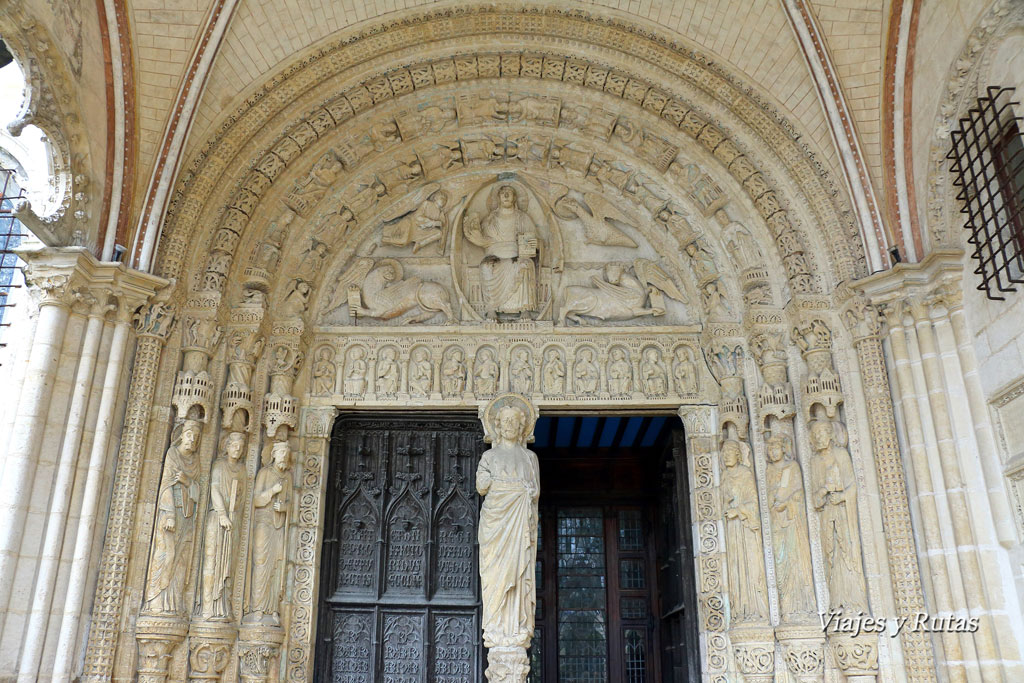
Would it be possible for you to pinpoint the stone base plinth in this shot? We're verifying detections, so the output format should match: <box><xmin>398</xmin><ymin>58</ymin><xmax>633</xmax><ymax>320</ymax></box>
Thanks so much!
<box><xmin>486</xmin><ymin>645</ymin><xmax>530</xmax><ymax>682</ymax></box>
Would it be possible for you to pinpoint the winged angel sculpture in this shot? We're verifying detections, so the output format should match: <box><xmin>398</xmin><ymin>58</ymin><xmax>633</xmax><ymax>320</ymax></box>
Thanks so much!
<box><xmin>561</xmin><ymin>259</ymin><xmax>687</xmax><ymax>325</ymax></box>
<box><xmin>321</xmin><ymin>257</ymin><xmax>455</xmax><ymax>324</ymax></box>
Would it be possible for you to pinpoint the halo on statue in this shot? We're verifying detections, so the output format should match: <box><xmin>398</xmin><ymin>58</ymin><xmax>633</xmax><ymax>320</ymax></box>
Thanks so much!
<box><xmin>486</xmin><ymin>182</ymin><xmax>530</xmax><ymax>212</ymax></box>
<box><xmin>481</xmin><ymin>392</ymin><xmax>538</xmax><ymax>444</ymax></box>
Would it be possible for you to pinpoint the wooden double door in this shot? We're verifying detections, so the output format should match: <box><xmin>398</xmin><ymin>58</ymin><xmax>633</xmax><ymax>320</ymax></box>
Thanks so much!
<box><xmin>315</xmin><ymin>413</ymin><xmax>699</xmax><ymax>683</ymax></box>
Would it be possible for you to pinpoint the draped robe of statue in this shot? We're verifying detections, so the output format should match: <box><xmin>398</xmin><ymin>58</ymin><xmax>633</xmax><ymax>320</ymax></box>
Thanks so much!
<box><xmin>145</xmin><ymin>422</ymin><xmax>202</xmax><ymax>614</ymax></box>
<box><xmin>248</xmin><ymin>443</ymin><xmax>293</xmax><ymax>623</ymax></box>
<box><xmin>476</xmin><ymin>406</ymin><xmax>540</xmax><ymax>650</ymax></box>
<box><xmin>810</xmin><ymin>421</ymin><xmax>868</xmax><ymax>611</ymax></box>
<box><xmin>766</xmin><ymin>437</ymin><xmax>817</xmax><ymax>621</ymax></box>
<box><xmin>466</xmin><ymin>186</ymin><xmax>539</xmax><ymax>317</ymax></box>
<box><xmin>720</xmin><ymin>440</ymin><xmax>769</xmax><ymax>624</ymax></box>
<box><xmin>200</xmin><ymin>436</ymin><xmax>247</xmax><ymax>620</ymax></box>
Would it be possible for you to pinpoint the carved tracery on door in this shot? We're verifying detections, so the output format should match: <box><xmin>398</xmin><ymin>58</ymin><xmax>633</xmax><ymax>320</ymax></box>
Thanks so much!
<box><xmin>315</xmin><ymin>413</ymin><xmax>485</xmax><ymax>682</ymax></box>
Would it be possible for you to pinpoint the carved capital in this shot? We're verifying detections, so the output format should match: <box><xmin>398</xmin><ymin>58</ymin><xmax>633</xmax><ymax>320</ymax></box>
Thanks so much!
<box><xmin>790</xmin><ymin>316</ymin><xmax>833</xmax><ymax>356</ymax></box>
<box><xmin>842</xmin><ymin>293</ymin><xmax>882</xmax><ymax>344</ymax></box>
<box><xmin>778</xmin><ymin>630</ymin><xmax>827</xmax><ymax>683</ymax></box>
<box><xmin>24</xmin><ymin>270</ymin><xmax>76</xmax><ymax>308</ymax></box>
<box><xmin>135</xmin><ymin>616</ymin><xmax>187</xmax><ymax>683</ymax></box>
<box><xmin>134</xmin><ymin>301</ymin><xmax>176</xmax><ymax>340</ymax></box>
<box><xmin>733</xmin><ymin>643</ymin><xmax>775</xmax><ymax>682</ymax></box>
<box><xmin>831</xmin><ymin>634</ymin><xmax>879</xmax><ymax>676</ymax></box>
<box><xmin>237</xmin><ymin>625</ymin><xmax>284</xmax><ymax>683</ymax></box>
<box><xmin>188</xmin><ymin>639</ymin><xmax>232</xmax><ymax>683</ymax></box>
<box><xmin>678</xmin><ymin>404</ymin><xmax>717</xmax><ymax>436</ymax></box>
<box><xmin>181</xmin><ymin>315</ymin><xmax>224</xmax><ymax>356</ymax></box>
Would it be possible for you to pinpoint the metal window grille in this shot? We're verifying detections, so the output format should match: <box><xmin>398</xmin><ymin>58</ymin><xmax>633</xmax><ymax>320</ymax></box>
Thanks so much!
<box><xmin>0</xmin><ymin>167</ymin><xmax>26</xmax><ymax>359</ymax></box>
<box><xmin>948</xmin><ymin>86</ymin><xmax>1024</xmax><ymax>300</ymax></box>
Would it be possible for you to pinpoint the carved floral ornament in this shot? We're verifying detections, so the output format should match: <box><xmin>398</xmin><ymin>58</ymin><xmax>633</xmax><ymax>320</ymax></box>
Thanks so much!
<box><xmin>0</xmin><ymin>4</ymin><xmax>92</xmax><ymax>246</ymax></box>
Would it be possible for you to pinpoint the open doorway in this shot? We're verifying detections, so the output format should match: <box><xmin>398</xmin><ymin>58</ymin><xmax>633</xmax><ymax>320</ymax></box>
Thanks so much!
<box><xmin>528</xmin><ymin>414</ymin><xmax>700</xmax><ymax>683</ymax></box>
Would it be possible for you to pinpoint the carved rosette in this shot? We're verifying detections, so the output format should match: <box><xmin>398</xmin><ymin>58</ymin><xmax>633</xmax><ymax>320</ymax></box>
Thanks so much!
<box><xmin>678</xmin><ymin>405</ymin><xmax>728</xmax><ymax>676</ymax></box>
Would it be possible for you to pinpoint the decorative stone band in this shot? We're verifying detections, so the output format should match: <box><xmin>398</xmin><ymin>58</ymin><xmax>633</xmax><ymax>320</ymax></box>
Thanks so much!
<box><xmin>83</xmin><ymin>298</ymin><xmax>176</xmax><ymax>683</ymax></box>
<box><xmin>308</xmin><ymin>326</ymin><xmax>708</xmax><ymax>408</ymax></box>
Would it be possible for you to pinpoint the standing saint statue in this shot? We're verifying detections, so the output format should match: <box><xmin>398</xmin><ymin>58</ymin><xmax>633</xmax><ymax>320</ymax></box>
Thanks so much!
<box><xmin>809</xmin><ymin>419</ymin><xmax>869</xmax><ymax>611</ymax></box>
<box><xmin>200</xmin><ymin>431</ymin><xmax>248</xmax><ymax>620</ymax></box>
<box><xmin>464</xmin><ymin>184</ymin><xmax>540</xmax><ymax>319</ymax></box>
<box><xmin>145</xmin><ymin>419</ymin><xmax>202</xmax><ymax>615</ymax></box>
<box><xmin>476</xmin><ymin>394</ymin><xmax>540</xmax><ymax>682</ymax></box>
<box><xmin>246</xmin><ymin>440</ymin><xmax>294</xmax><ymax>625</ymax></box>
<box><xmin>720</xmin><ymin>438</ymin><xmax>769</xmax><ymax>624</ymax></box>
<box><xmin>765</xmin><ymin>433</ymin><xmax>817</xmax><ymax>622</ymax></box>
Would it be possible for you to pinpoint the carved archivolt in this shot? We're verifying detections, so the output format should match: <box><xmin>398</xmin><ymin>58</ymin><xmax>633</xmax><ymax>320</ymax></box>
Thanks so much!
<box><xmin>157</xmin><ymin>7</ymin><xmax>863</xmax><ymax>299</ymax></box>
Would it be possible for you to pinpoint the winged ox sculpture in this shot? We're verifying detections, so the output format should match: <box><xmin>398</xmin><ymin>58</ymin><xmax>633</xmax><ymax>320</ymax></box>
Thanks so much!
<box><xmin>560</xmin><ymin>259</ymin><xmax>687</xmax><ymax>325</ymax></box>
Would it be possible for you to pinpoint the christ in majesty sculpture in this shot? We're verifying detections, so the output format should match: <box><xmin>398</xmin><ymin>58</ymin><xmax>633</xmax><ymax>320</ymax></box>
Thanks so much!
<box><xmin>464</xmin><ymin>184</ymin><xmax>540</xmax><ymax>319</ymax></box>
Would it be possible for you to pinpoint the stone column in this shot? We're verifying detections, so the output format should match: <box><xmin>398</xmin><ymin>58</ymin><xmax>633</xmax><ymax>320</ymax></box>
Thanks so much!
<box><xmin>705</xmin><ymin>340</ymin><xmax>775</xmax><ymax>682</ymax></box>
<box><xmin>841</xmin><ymin>293</ymin><xmax>937</xmax><ymax>681</ymax></box>
<box><xmin>475</xmin><ymin>393</ymin><xmax>540</xmax><ymax>683</ymax></box>
<box><xmin>677</xmin><ymin>405</ymin><xmax>728</xmax><ymax>682</ymax></box>
<box><xmin>879</xmin><ymin>300</ymin><xmax>966</xmax><ymax>679</ymax></box>
<box><xmin>135</xmin><ymin>310</ymin><xmax>223</xmax><ymax>682</ymax></box>
<box><xmin>790</xmin><ymin>312</ymin><xmax>879</xmax><ymax>682</ymax></box>
<box><xmin>19</xmin><ymin>290</ymin><xmax>111</xmax><ymax>682</ymax></box>
<box><xmin>286</xmin><ymin>405</ymin><xmax>337</xmax><ymax>683</ymax></box>
<box><xmin>749</xmin><ymin>329</ymin><xmax>825</xmax><ymax>682</ymax></box>
<box><xmin>858</xmin><ymin>251</ymin><xmax>1024</xmax><ymax>679</ymax></box>
<box><xmin>82</xmin><ymin>297</ymin><xmax>176</xmax><ymax>682</ymax></box>
<box><xmin>0</xmin><ymin>252</ymin><xmax>75</xmax><ymax>616</ymax></box>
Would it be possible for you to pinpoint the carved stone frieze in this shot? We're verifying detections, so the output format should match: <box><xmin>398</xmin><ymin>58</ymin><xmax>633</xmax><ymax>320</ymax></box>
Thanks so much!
<box><xmin>311</xmin><ymin>328</ymin><xmax>708</xmax><ymax>407</ymax></box>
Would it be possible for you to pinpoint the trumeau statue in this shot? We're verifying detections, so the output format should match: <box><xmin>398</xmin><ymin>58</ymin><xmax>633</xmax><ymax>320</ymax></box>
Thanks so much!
<box><xmin>561</xmin><ymin>259</ymin><xmax>686</xmax><ymax>325</ymax></box>
<box><xmin>144</xmin><ymin>419</ymin><xmax>202</xmax><ymax>615</ymax></box>
<box><xmin>246</xmin><ymin>440</ymin><xmax>294</xmax><ymax>625</ymax></box>
<box><xmin>720</xmin><ymin>438</ymin><xmax>769</xmax><ymax>624</ymax></box>
<box><xmin>765</xmin><ymin>433</ymin><xmax>817</xmax><ymax>622</ymax></box>
<box><xmin>463</xmin><ymin>184</ymin><xmax>541</xmax><ymax>319</ymax></box>
<box><xmin>476</xmin><ymin>394</ymin><xmax>540</xmax><ymax>682</ymax></box>
<box><xmin>200</xmin><ymin>431</ymin><xmax>247</xmax><ymax>620</ymax></box>
<box><xmin>809</xmin><ymin>419</ymin><xmax>869</xmax><ymax>612</ymax></box>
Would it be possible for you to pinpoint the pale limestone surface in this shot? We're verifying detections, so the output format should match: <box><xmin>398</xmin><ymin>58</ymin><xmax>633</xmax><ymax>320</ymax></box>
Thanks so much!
<box><xmin>2</xmin><ymin>2</ymin><xmax>1024</xmax><ymax>683</ymax></box>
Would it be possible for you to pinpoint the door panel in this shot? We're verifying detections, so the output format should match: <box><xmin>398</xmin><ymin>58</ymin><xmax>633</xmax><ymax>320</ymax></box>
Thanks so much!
<box><xmin>316</xmin><ymin>414</ymin><xmax>484</xmax><ymax>683</ymax></box>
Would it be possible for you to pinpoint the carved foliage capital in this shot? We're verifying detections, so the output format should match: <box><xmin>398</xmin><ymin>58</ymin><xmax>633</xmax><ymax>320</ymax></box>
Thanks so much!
<box><xmin>678</xmin><ymin>405</ymin><xmax>717</xmax><ymax>436</ymax></box>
